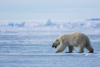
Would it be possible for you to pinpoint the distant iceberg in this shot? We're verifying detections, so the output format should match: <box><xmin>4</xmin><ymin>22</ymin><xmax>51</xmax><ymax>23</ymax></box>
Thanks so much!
<box><xmin>8</xmin><ymin>22</ymin><xmax>25</xmax><ymax>27</ymax></box>
<box><xmin>8</xmin><ymin>23</ymin><xmax>14</xmax><ymax>27</ymax></box>
<box><xmin>87</xmin><ymin>18</ymin><xmax>100</xmax><ymax>21</ymax></box>
<box><xmin>45</xmin><ymin>19</ymin><xmax>54</xmax><ymax>26</ymax></box>
<box><xmin>15</xmin><ymin>22</ymin><xmax>25</xmax><ymax>27</ymax></box>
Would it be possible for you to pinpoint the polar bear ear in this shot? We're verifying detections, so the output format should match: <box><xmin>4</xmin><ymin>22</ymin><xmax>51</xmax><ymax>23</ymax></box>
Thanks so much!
<box><xmin>56</xmin><ymin>39</ymin><xmax>59</xmax><ymax>41</ymax></box>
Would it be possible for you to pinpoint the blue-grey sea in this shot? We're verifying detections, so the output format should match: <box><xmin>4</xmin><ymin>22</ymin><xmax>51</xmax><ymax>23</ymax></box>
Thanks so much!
<box><xmin>0</xmin><ymin>20</ymin><xmax>100</xmax><ymax>67</ymax></box>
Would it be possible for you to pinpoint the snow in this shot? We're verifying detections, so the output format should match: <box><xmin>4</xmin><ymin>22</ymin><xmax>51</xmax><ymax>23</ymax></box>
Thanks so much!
<box><xmin>0</xmin><ymin>20</ymin><xmax>100</xmax><ymax>67</ymax></box>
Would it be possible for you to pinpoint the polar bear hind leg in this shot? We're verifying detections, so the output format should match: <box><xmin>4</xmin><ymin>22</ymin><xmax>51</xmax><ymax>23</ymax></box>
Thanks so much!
<box><xmin>55</xmin><ymin>42</ymin><xmax>67</xmax><ymax>53</ymax></box>
<box><xmin>85</xmin><ymin>45</ymin><xmax>94</xmax><ymax>53</ymax></box>
<box><xmin>85</xmin><ymin>38</ymin><xmax>94</xmax><ymax>53</ymax></box>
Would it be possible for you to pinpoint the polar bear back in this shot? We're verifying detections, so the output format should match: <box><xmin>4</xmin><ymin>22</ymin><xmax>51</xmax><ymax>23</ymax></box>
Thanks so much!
<box><xmin>58</xmin><ymin>32</ymin><xmax>88</xmax><ymax>47</ymax></box>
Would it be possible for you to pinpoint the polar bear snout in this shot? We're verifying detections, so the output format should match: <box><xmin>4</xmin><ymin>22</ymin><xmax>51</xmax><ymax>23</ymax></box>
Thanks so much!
<box><xmin>52</xmin><ymin>43</ymin><xmax>57</xmax><ymax>48</ymax></box>
<box><xmin>52</xmin><ymin>39</ymin><xmax>60</xmax><ymax>48</ymax></box>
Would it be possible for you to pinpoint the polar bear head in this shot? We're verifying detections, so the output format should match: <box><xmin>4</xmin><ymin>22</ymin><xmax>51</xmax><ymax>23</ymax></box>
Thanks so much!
<box><xmin>52</xmin><ymin>39</ymin><xmax>60</xmax><ymax>48</ymax></box>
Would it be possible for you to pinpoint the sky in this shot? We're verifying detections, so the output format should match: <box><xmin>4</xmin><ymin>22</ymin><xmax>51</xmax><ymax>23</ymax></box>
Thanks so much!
<box><xmin>0</xmin><ymin>0</ymin><xmax>100</xmax><ymax>20</ymax></box>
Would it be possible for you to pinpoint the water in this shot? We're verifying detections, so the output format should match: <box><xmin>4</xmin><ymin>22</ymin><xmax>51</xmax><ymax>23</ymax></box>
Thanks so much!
<box><xmin>0</xmin><ymin>20</ymin><xmax>100</xmax><ymax>67</ymax></box>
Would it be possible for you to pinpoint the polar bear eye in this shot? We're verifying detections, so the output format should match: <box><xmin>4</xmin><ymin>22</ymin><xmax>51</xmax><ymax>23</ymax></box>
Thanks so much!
<box><xmin>56</xmin><ymin>39</ymin><xmax>58</xmax><ymax>41</ymax></box>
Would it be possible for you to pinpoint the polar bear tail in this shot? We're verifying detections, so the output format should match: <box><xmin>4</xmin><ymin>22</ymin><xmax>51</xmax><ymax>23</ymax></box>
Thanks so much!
<box><xmin>85</xmin><ymin>37</ymin><xmax>94</xmax><ymax>53</ymax></box>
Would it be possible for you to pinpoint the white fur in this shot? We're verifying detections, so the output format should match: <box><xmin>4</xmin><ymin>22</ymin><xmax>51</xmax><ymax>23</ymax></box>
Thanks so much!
<box><xmin>53</xmin><ymin>32</ymin><xmax>94</xmax><ymax>53</ymax></box>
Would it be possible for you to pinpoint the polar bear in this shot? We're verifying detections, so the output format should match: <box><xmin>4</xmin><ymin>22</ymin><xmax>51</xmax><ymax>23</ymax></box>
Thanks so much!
<box><xmin>52</xmin><ymin>32</ymin><xmax>94</xmax><ymax>53</ymax></box>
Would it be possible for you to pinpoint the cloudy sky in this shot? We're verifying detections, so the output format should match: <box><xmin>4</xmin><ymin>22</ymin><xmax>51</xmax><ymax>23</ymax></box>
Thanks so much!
<box><xmin>0</xmin><ymin>0</ymin><xmax>100</xmax><ymax>20</ymax></box>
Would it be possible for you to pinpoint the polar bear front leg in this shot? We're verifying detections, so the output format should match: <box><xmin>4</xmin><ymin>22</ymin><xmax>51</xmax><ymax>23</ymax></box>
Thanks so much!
<box><xmin>55</xmin><ymin>43</ymin><xmax>67</xmax><ymax>53</ymax></box>
<box><xmin>65</xmin><ymin>46</ymin><xmax>74</xmax><ymax>53</ymax></box>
